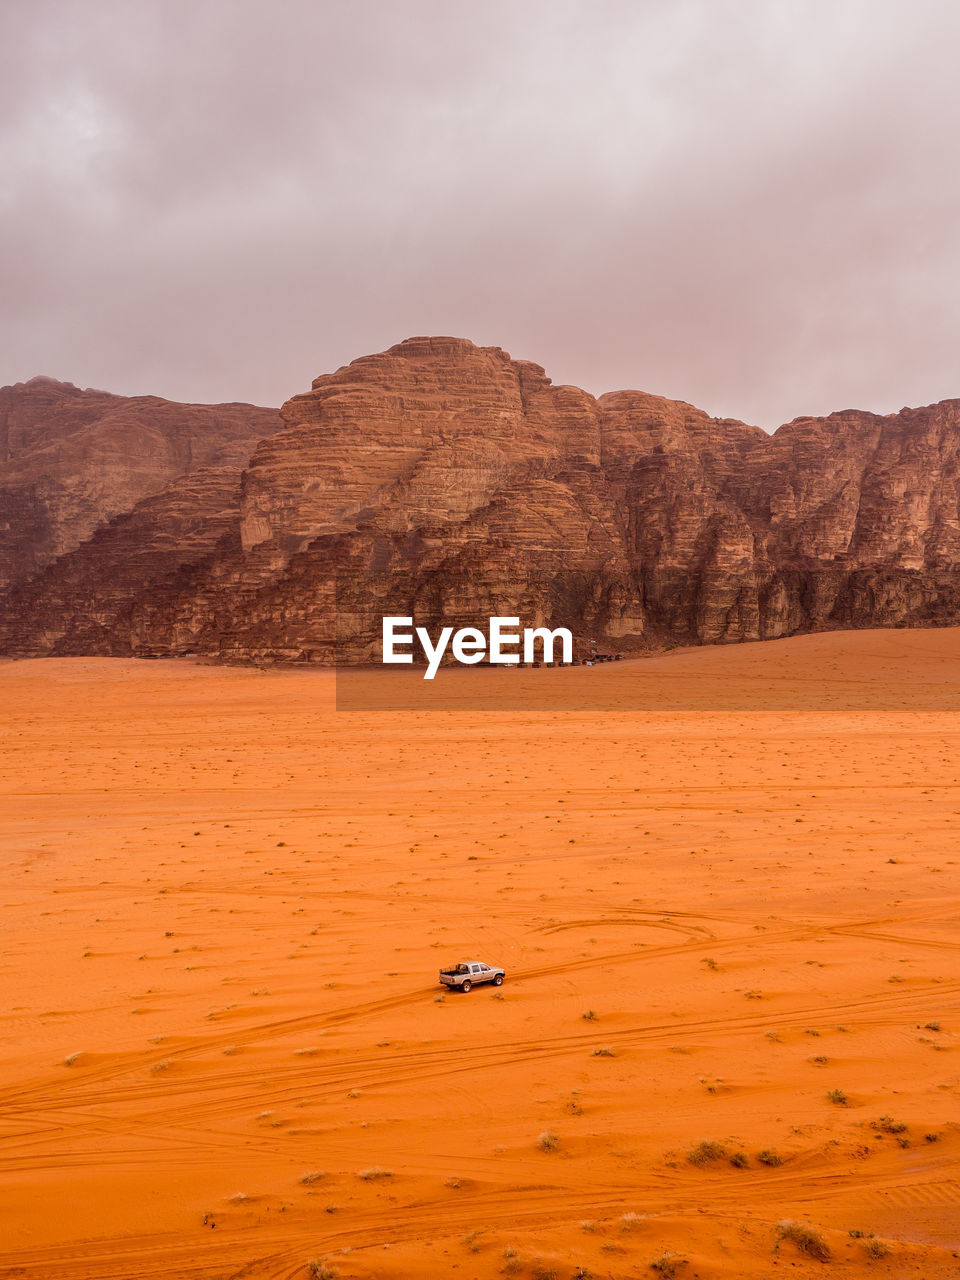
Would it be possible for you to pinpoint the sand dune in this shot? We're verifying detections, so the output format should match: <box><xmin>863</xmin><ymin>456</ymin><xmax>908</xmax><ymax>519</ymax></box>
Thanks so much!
<box><xmin>2</xmin><ymin>631</ymin><xmax>960</xmax><ymax>1277</ymax></box>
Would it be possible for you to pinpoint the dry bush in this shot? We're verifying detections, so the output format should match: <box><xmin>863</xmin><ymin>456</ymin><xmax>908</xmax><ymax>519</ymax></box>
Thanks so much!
<box><xmin>688</xmin><ymin>1140</ymin><xmax>726</xmax><ymax>1166</ymax></box>
<box><xmin>529</xmin><ymin>1263</ymin><xmax>559</xmax><ymax>1280</ymax></box>
<box><xmin>307</xmin><ymin>1262</ymin><xmax>339</xmax><ymax>1279</ymax></box>
<box><xmin>649</xmin><ymin>1252</ymin><xmax>687</xmax><ymax>1277</ymax></box>
<box><xmin>776</xmin><ymin>1219</ymin><xmax>831</xmax><ymax>1262</ymax></box>
<box><xmin>537</xmin><ymin>1130</ymin><xmax>560</xmax><ymax>1152</ymax></box>
<box><xmin>872</xmin><ymin>1115</ymin><xmax>907</xmax><ymax>1134</ymax></box>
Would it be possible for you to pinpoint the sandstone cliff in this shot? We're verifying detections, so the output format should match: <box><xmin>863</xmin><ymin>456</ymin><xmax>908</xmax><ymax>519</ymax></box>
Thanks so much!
<box><xmin>2</xmin><ymin>341</ymin><xmax>960</xmax><ymax>663</ymax></box>
<box><xmin>0</xmin><ymin>376</ymin><xmax>280</xmax><ymax>591</ymax></box>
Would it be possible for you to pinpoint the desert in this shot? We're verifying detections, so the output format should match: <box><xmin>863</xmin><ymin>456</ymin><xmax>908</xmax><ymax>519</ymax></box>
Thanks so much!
<box><xmin>5</xmin><ymin>3</ymin><xmax>960</xmax><ymax>1276</ymax></box>
<box><xmin>2</xmin><ymin>630</ymin><xmax>960</xmax><ymax>1278</ymax></box>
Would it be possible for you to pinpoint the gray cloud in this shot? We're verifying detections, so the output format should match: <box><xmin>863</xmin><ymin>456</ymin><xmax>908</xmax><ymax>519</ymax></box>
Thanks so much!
<box><xmin>1</xmin><ymin>0</ymin><xmax>959</xmax><ymax>428</ymax></box>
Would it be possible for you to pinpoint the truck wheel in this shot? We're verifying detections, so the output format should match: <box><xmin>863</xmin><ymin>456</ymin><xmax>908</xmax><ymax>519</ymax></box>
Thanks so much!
<box><xmin>493</xmin><ymin>974</ymin><xmax>503</xmax><ymax>986</ymax></box>
<box><xmin>459</xmin><ymin>980</ymin><xmax>471</xmax><ymax>993</ymax></box>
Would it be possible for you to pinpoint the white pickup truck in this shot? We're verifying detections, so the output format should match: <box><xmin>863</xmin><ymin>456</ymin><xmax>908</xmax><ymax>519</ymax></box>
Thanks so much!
<box><xmin>438</xmin><ymin>961</ymin><xmax>505</xmax><ymax>993</ymax></box>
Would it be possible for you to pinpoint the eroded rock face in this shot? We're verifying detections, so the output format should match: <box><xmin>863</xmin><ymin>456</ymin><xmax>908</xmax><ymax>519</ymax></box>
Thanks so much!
<box><xmin>2</xmin><ymin>340</ymin><xmax>960</xmax><ymax>662</ymax></box>
<box><xmin>0</xmin><ymin>376</ymin><xmax>280</xmax><ymax>591</ymax></box>
<box><xmin>0</xmin><ymin>467</ymin><xmax>246</xmax><ymax>656</ymax></box>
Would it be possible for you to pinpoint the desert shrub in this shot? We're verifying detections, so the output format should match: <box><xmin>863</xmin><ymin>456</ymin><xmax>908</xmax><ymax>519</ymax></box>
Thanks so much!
<box><xmin>356</xmin><ymin>1166</ymin><xmax>392</xmax><ymax>1180</ymax></box>
<box><xmin>500</xmin><ymin>1246</ymin><xmax>522</xmax><ymax>1276</ymax></box>
<box><xmin>649</xmin><ymin>1253</ymin><xmax>686</xmax><ymax>1277</ymax></box>
<box><xmin>299</xmin><ymin>1170</ymin><xmax>325</xmax><ymax>1185</ymax></box>
<box><xmin>863</xmin><ymin>1237</ymin><xmax>889</xmax><ymax>1259</ymax></box>
<box><xmin>826</xmin><ymin>1088</ymin><xmax>847</xmax><ymax>1105</ymax></box>
<box><xmin>537</xmin><ymin>1131</ymin><xmax>560</xmax><ymax>1152</ymax></box>
<box><xmin>756</xmin><ymin>1148</ymin><xmax>783</xmax><ymax>1166</ymax></box>
<box><xmin>776</xmin><ymin>1220</ymin><xmax>831</xmax><ymax>1262</ymax></box>
<box><xmin>308</xmin><ymin>1262</ymin><xmax>339</xmax><ymax>1279</ymax></box>
<box><xmin>729</xmin><ymin>1151</ymin><xmax>749</xmax><ymax>1168</ymax></box>
<box><xmin>688</xmin><ymin>1140</ymin><xmax>726</xmax><ymax>1166</ymax></box>
<box><xmin>592</xmin><ymin>1046</ymin><xmax>616</xmax><ymax>1057</ymax></box>
<box><xmin>872</xmin><ymin>1115</ymin><xmax>907</xmax><ymax>1134</ymax></box>
<box><xmin>582</xmin><ymin>1009</ymin><xmax>598</xmax><ymax>1021</ymax></box>
<box><xmin>529</xmin><ymin>1264</ymin><xmax>559</xmax><ymax>1280</ymax></box>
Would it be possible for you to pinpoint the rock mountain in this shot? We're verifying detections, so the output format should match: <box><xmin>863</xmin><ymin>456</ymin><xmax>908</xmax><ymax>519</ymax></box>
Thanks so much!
<box><xmin>2</xmin><ymin>338</ymin><xmax>960</xmax><ymax>662</ymax></box>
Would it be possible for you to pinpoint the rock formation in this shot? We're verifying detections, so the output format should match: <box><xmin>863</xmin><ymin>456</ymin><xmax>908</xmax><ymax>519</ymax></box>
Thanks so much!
<box><xmin>0</xmin><ymin>376</ymin><xmax>279</xmax><ymax>591</ymax></box>
<box><xmin>2</xmin><ymin>339</ymin><xmax>960</xmax><ymax>662</ymax></box>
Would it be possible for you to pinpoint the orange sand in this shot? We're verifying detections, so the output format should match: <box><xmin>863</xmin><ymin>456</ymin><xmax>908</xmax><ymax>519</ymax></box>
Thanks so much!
<box><xmin>2</xmin><ymin>630</ymin><xmax>960</xmax><ymax>1278</ymax></box>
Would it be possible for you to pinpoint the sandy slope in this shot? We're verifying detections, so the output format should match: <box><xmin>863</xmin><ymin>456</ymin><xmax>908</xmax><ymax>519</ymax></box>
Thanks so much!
<box><xmin>1</xmin><ymin>630</ymin><xmax>960</xmax><ymax>1278</ymax></box>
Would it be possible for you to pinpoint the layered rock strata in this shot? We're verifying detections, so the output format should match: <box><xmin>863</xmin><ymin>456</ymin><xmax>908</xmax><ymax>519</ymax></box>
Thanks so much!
<box><xmin>2</xmin><ymin>340</ymin><xmax>960</xmax><ymax>663</ymax></box>
<box><xmin>0</xmin><ymin>376</ymin><xmax>279</xmax><ymax>590</ymax></box>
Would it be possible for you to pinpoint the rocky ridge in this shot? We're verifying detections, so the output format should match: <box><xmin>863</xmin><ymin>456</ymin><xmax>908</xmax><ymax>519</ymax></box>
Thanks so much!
<box><xmin>0</xmin><ymin>376</ymin><xmax>280</xmax><ymax>591</ymax></box>
<box><xmin>2</xmin><ymin>339</ymin><xmax>960</xmax><ymax>662</ymax></box>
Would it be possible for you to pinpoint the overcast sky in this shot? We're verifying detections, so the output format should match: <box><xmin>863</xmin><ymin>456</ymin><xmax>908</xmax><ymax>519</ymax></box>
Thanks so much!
<box><xmin>2</xmin><ymin>0</ymin><xmax>959</xmax><ymax>429</ymax></box>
